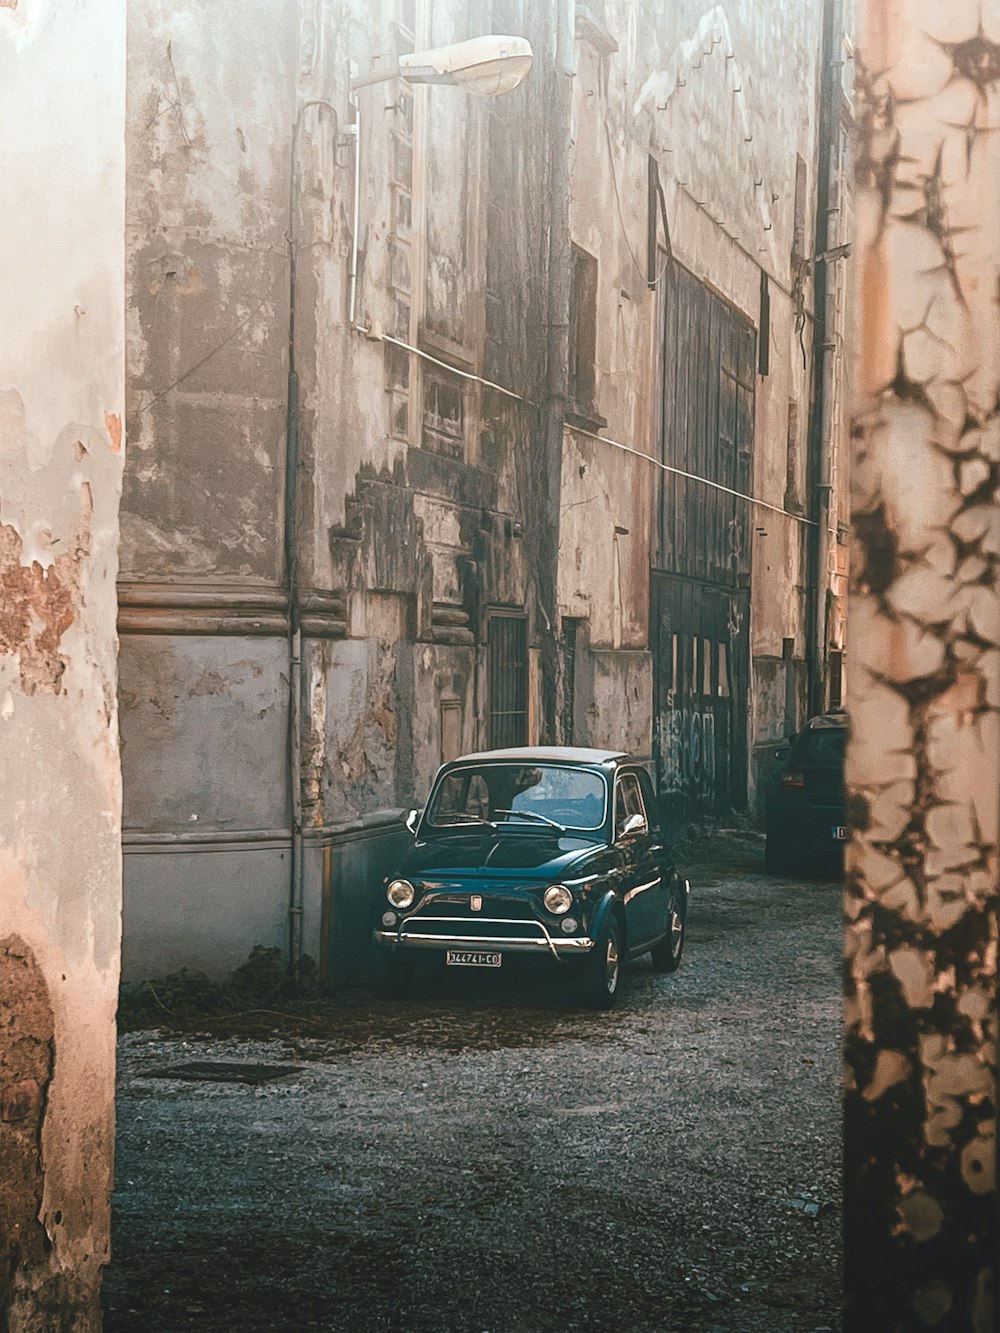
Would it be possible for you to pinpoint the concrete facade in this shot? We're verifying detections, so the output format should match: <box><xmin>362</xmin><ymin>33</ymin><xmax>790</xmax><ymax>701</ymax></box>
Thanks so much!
<box><xmin>0</xmin><ymin>2</ymin><xmax>126</xmax><ymax>1326</ymax></box>
<box><xmin>845</xmin><ymin>2</ymin><xmax>998</xmax><ymax>1325</ymax></box>
<box><xmin>120</xmin><ymin>0</ymin><xmax>851</xmax><ymax>981</ymax></box>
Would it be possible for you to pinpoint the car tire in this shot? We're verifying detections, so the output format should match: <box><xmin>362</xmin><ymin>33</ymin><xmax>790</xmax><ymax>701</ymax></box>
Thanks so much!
<box><xmin>372</xmin><ymin>952</ymin><xmax>412</xmax><ymax>998</ymax></box>
<box><xmin>764</xmin><ymin>831</ymin><xmax>796</xmax><ymax>877</ymax></box>
<box><xmin>650</xmin><ymin>885</ymin><xmax>685</xmax><ymax>973</ymax></box>
<box><xmin>581</xmin><ymin>914</ymin><xmax>622</xmax><ymax>1010</ymax></box>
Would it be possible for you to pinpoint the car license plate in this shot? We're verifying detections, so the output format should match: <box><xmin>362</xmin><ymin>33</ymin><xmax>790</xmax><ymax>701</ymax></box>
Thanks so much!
<box><xmin>446</xmin><ymin>950</ymin><xmax>502</xmax><ymax>968</ymax></box>
<box><xmin>832</xmin><ymin>825</ymin><xmax>848</xmax><ymax>841</ymax></box>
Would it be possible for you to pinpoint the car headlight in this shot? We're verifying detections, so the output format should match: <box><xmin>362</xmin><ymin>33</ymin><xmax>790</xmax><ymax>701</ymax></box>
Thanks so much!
<box><xmin>543</xmin><ymin>883</ymin><xmax>573</xmax><ymax>915</ymax></box>
<box><xmin>387</xmin><ymin>879</ymin><xmax>415</xmax><ymax>909</ymax></box>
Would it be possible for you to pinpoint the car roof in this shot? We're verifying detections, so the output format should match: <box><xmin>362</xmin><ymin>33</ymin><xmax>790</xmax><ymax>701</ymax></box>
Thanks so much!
<box><xmin>802</xmin><ymin>710</ymin><xmax>848</xmax><ymax>731</ymax></box>
<box><xmin>444</xmin><ymin>746</ymin><xmax>629</xmax><ymax>767</ymax></box>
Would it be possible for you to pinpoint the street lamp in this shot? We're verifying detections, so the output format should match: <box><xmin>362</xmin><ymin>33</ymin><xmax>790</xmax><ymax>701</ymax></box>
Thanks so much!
<box><xmin>347</xmin><ymin>34</ymin><xmax>533</xmax><ymax>327</ymax></box>
<box><xmin>284</xmin><ymin>32</ymin><xmax>533</xmax><ymax>970</ymax></box>
<box><xmin>351</xmin><ymin>35</ymin><xmax>533</xmax><ymax>95</ymax></box>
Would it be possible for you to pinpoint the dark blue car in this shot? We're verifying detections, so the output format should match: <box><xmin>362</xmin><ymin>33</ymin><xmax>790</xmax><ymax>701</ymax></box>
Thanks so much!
<box><xmin>373</xmin><ymin>747</ymin><xmax>689</xmax><ymax>1007</ymax></box>
<box><xmin>764</xmin><ymin>711</ymin><xmax>848</xmax><ymax>874</ymax></box>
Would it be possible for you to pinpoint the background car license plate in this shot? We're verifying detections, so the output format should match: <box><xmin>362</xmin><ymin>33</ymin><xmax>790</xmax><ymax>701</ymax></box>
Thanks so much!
<box><xmin>446</xmin><ymin>950</ymin><xmax>501</xmax><ymax>968</ymax></box>
<box><xmin>832</xmin><ymin>825</ymin><xmax>848</xmax><ymax>841</ymax></box>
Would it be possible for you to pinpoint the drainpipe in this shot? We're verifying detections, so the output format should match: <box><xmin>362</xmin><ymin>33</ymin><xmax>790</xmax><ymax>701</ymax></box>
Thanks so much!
<box><xmin>541</xmin><ymin>0</ymin><xmax>575</xmax><ymax>743</ymax></box>
<box><xmin>285</xmin><ymin>105</ymin><xmax>305</xmax><ymax>973</ymax></box>
<box><xmin>347</xmin><ymin>87</ymin><xmax>361</xmax><ymax>329</ymax></box>
<box><xmin>285</xmin><ymin>99</ymin><xmax>337</xmax><ymax>971</ymax></box>
<box><xmin>805</xmin><ymin>0</ymin><xmax>840</xmax><ymax>718</ymax></box>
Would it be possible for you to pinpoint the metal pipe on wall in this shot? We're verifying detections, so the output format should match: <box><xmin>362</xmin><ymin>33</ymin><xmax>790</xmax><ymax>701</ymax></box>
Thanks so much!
<box><xmin>540</xmin><ymin>0</ymin><xmax>575</xmax><ymax>744</ymax></box>
<box><xmin>285</xmin><ymin>98</ymin><xmax>338</xmax><ymax>971</ymax></box>
<box><xmin>347</xmin><ymin>89</ymin><xmax>361</xmax><ymax>329</ymax></box>
<box><xmin>805</xmin><ymin>0</ymin><xmax>841</xmax><ymax>718</ymax></box>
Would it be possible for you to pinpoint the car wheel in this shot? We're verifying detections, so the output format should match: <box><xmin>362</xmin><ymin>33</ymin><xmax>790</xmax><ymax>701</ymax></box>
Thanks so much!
<box><xmin>581</xmin><ymin>914</ymin><xmax>622</xmax><ymax>1010</ymax></box>
<box><xmin>372</xmin><ymin>952</ymin><xmax>412</xmax><ymax>998</ymax></box>
<box><xmin>764</xmin><ymin>831</ymin><xmax>796</xmax><ymax>876</ymax></box>
<box><xmin>650</xmin><ymin>886</ymin><xmax>685</xmax><ymax>973</ymax></box>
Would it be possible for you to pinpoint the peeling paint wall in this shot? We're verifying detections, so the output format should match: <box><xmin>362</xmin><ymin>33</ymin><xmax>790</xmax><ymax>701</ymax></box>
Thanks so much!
<box><xmin>120</xmin><ymin>0</ymin><xmax>560</xmax><ymax>978</ymax></box>
<box><xmin>846</xmin><ymin>2</ymin><xmax>998</xmax><ymax>1327</ymax></box>
<box><xmin>302</xmin><ymin>0</ymin><xmax>555</xmax><ymax>810</ymax></box>
<box><xmin>120</xmin><ymin>0</ymin><xmax>852</xmax><ymax>979</ymax></box>
<box><xmin>0</xmin><ymin>1</ymin><xmax>125</xmax><ymax>1325</ymax></box>
<box><xmin>561</xmin><ymin>0</ymin><xmax>850</xmax><ymax>805</ymax></box>
<box><xmin>121</xmin><ymin>0</ymin><xmax>300</xmax><ymax>977</ymax></box>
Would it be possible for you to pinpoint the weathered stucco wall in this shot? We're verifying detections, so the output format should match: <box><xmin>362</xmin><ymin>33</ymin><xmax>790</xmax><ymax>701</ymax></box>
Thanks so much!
<box><xmin>119</xmin><ymin>0</ymin><xmax>852</xmax><ymax>981</ymax></box>
<box><xmin>561</xmin><ymin>0</ymin><xmax>843</xmax><ymax>815</ymax></box>
<box><xmin>121</xmin><ymin>0</ymin><xmax>301</xmax><ymax>978</ymax></box>
<box><xmin>301</xmin><ymin>0</ymin><xmax>556</xmax><ymax>819</ymax></box>
<box><xmin>0</xmin><ymin>2</ymin><xmax>125</xmax><ymax>1325</ymax></box>
<box><xmin>124</xmin><ymin>0</ymin><xmax>295</xmax><ymax>583</ymax></box>
<box><xmin>846</xmin><ymin>2</ymin><xmax>999</xmax><ymax>1326</ymax></box>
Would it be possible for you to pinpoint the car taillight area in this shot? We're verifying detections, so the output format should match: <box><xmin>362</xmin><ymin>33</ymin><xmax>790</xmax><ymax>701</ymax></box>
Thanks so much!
<box><xmin>782</xmin><ymin>771</ymin><xmax>806</xmax><ymax>790</ymax></box>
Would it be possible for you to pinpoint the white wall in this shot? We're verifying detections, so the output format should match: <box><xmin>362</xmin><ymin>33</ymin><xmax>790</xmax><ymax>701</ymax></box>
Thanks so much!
<box><xmin>0</xmin><ymin>1</ymin><xmax>125</xmax><ymax>1323</ymax></box>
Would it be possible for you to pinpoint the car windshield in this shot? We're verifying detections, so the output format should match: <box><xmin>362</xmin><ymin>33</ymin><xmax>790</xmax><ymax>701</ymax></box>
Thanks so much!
<box><xmin>795</xmin><ymin>728</ymin><xmax>846</xmax><ymax>767</ymax></box>
<box><xmin>425</xmin><ymin>763</ymin><xmax>608</xmax><ymax>831</ymax></box>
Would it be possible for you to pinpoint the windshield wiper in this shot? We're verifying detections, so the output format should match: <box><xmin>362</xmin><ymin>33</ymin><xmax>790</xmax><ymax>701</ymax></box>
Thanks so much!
<box><xmin>432</xmin><ymin>813</ymin><xmax>495</xmax><ymax>827</ymax></box>
<box><xmin>492</xmin><ymin>809</ymin><xmax>565</xmax><ymax>830</ymax></box>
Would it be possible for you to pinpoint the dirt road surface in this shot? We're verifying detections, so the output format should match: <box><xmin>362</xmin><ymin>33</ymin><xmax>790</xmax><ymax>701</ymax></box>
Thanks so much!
<box><xmin>103</xmin><ymin>833</ymin><xmax>842</xmax><ymax>1332</ymax></box>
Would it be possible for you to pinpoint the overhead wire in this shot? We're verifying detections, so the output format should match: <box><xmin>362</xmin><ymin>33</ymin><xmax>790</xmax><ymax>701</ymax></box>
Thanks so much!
<box><xmin>566</xmin><ymin>421</ymin><xmax>819</xmax><ymax>528</ymax></box>
<box><xmin>356</xmin><ymin>334</ymin><xmax>817</xmax><ymax>530</ymax></box>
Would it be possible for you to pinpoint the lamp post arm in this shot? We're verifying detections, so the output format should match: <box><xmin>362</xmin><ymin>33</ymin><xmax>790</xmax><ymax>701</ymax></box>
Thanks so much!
<box><xmin>350</xmin><ymin>61</ymin><xmax>401</xmax><ymax>91</ymax></box>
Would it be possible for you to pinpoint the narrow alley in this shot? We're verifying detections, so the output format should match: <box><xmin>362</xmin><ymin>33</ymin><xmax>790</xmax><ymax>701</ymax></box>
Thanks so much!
<box><xmin>104</xmin><ymin>834</ymin><xmax>842</xmax><ymax>1333</ymax></box>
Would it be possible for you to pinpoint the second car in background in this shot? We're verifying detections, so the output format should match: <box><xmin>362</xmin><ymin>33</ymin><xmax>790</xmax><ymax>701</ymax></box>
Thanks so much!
<box><xmin>765</xmin><ymin>711</ymin><xmax>847</xmax><ymax>875</ymax></box>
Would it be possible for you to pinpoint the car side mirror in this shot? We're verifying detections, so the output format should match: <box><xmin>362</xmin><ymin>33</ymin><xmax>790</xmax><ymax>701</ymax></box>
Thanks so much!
<box><xmin>404</xmin><ymin>809</ymin><xmax>420</xmax><ymax>834</ymax></box>
<box><xmin>620</xmin><ymin>813</ymin><xmax>647</xmax><ymax>837</ymax></box>
<box><xmin>775</xmin><ymin>746</ymin><xmax>791</xmax><ymax>763</ymax></box>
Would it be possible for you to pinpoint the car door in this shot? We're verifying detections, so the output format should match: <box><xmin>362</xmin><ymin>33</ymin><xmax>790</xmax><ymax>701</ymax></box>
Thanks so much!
<box><xmin>614</xmin><ymin>769</ymin><xmax>664</xmax><ymax>950</ymax></box>
<box><xmin>636</xmin><ymin>766</ymin><xmax>672</xmax><ymax>936</ymax></box>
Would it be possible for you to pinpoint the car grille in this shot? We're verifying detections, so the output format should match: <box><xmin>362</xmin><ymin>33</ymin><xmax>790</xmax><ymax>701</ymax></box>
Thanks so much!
<box><xmin>401</xmin><ymin>918</ymin><xmax>546</xmax><ymax>941</ymax></box>
<box><xmin>413</xmin><ymin>893</ymin><xmax>538</xmax><ymax>920</ymax></box>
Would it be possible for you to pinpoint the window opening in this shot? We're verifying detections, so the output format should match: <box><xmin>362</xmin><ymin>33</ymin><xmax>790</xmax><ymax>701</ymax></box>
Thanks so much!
<box><xmin>487</xmin><ymin>613</ymin><xmax>529</xmax><ymax>748</ymax></box>
<box><xmin>568</xmin><ymin>244</ymin><xmax>599</xmax><ymax>415</ymax></box>
<box><xmin>758</xmin><ymin>269</ymin><xmax>770</xmax><ymax>376</ymax></box>
<box><xmin>384</xmin><ymin>12</ymin><xmax>415</xmax><ymax>441</ymax></box>
<box><xmin>422</xmin><ymin>367</ymin><xmax>465</xmax><ymax>457</ymax></box>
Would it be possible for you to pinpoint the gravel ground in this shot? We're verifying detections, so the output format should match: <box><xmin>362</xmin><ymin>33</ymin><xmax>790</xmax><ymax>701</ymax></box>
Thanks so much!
<box><xmin>103</xmin><ymin>832</ymin><xmax>842</xmax><ymax>1333</ymax></box>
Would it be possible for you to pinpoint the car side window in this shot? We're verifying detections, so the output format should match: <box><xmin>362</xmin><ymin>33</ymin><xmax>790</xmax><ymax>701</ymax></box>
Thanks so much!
<box><xmin>636</xmin><ymin>768</ymin><xmax>659</xmax><ymax>833</ymax></box>
<box><xmin>615</xmin><ymin>773</ymin><xmax>646</xmax><ymax>834</ymax></box>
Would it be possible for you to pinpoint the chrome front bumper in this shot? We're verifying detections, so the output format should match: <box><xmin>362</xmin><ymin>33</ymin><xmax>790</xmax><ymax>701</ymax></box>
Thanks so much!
<box><xmin>373</xmin><ymin>918</ymin><xmax>594</xmax><ymax>961</ymax></box>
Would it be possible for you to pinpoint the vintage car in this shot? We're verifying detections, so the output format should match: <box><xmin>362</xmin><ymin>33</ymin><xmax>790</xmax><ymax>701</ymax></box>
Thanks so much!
<box><xmin>372</xmin><ymin>746</ymin><xmax>689</xmax><ymax>1007</ymax></box>
<box><xmin>765</xmin><ymin>710</ymin><xmax>848</xmax><ymax>874</ymax></box>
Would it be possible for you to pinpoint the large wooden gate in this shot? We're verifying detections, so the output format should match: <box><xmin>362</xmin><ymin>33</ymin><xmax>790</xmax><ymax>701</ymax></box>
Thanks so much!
<box><xmin>652</xmin><ymin>260</ymin><xmax>755</xmax><ymax>828</ymax></box>
<box><xmin>651</xmin><ymin>572</ymin><xmax>750</xmax><ymax>826</ymax></box>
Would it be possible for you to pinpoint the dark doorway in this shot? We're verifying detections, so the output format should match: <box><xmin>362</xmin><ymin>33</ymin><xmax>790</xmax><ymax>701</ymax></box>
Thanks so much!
<box><xmin>487</xmin><ymin>612</ymin><xmax>528</xmax><ymax>748</ymax></box>
<box><xmin>651</xmin><ymin>573</ymin><xmax>750</xmax><ymax>827</ymax></box>
<box><xmin>652</xmin><ymin>259</ymin><xmax>755</xmax><ymax>829</ymax></box>
<box><xmin>561</xmin><ymin>617</ymin><xmax>580</xmax><ymax>745</ymax></box>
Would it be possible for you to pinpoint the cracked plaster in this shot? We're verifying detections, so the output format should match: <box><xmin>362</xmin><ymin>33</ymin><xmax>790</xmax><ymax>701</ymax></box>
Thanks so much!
<box><xmin>846</xmin><ymin>4</ymin><xmax>999</xmax><ymax>1329</ymax></box>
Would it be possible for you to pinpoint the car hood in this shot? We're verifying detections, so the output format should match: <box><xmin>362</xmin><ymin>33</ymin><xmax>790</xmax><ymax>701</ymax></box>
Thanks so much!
<box><xmin>402</xmin><ymin>829</ymin><xmax>603</xmax><ymax>882</ymax></box>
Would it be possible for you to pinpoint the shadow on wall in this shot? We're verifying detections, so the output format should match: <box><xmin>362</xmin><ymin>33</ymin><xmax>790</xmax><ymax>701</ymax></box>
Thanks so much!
<box><xmin>309</xmin><ymin>811</ymin><xmax>415</xmax><ymax>985</ymax></box>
